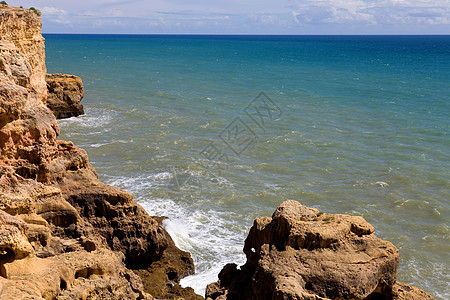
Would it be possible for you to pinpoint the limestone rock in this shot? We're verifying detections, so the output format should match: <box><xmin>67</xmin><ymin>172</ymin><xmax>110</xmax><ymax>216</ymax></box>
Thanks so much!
<box><xmin>0</xmin><ymin>6</ymin><xmax>58</xmax><ymax>161</ymax></box>
<box><xmin>206</xmin><ymin>200</ymin><xmax>433</xmax><ymax>300</ymax></box>
<box><xmin>0</xmin><ymin>210</ymin><xmax>34</xmax><ymax>264</ymax></box>
<box><xmin>46</xmin><ymin>74</ymin><xmax>84</xmax><ymax>119</ymax></box>
<box><xmin>0</xmin><ymin>249</ymin><xmax>153</xmax><ymax>300</ymax></box>
<box><xmin>0</xmin><ymin>6</ymin><xmax>47</xmax><ymax>100</ymax></box>
<box><xmin>134</xmin><ymin>216</ymin><xmax>202</xmax><ymax>300</ymax></box>
<box><xmin>392</xmin><ymin>282</ymin><xmax>435</xmax><ymax>300</ymax></box>
<box><xmin>59</xmin><ymin>172</ymin><xmax>170</xmax><ymax>268</ymax></box>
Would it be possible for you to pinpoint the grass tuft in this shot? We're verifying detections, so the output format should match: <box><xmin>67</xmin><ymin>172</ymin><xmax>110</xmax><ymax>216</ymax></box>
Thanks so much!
<box><xmin>29</xmin><ymin>7</ymin><xmax>41</xmax><ymax>16</ymax></box>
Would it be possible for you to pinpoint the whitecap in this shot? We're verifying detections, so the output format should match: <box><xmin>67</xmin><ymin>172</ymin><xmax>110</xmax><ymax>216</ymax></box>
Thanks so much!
<box><xmin>375</xmin><ymin>181</ymin><xmax>389</xmax><ymax>188</ymax></box>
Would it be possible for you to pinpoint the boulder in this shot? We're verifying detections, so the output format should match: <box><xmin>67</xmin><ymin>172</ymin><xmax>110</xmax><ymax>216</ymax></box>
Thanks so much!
<box><xmin>46</xmin><ymin>74</ymin><xmax>84</xmax><ymax>119</ymax></box>
<box><xmin>206</xmin><ymin>200</ymin><xmax>433</xmax><ymax>300</ymax></box>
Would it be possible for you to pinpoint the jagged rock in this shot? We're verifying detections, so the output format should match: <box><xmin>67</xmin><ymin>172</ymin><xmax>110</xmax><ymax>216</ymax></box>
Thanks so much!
<box><xmin>0</xmin><ymin>6</ymin><xmax>200</xmax><ymax>299</ymax></box>
<box><xmin>0</xmin><ymin>249</ymin><xmax>153</xmax><ymax>300</ymax></box>
<box><xmin>134</xmin><ymin>216</ymin><xmax>202</xmax><ymax>300</ymax></box>
<box><xmin>59</xmin><ymin>173</ymin><xmax>169</xmax><ymax>268</ymax></box>
<box><xmin>46</xmin><ymin>74</ymin><xmax>84</xmax><ymax>119</ymax></box>
<box><xmin>206</xmin><ymin>200</ymin><xmax>433</xmax><ymax>300</ymax></box>
<box><xmin>392</xmin><ymin>282</ymin><xmax>435</xmax><ymax>300</ymax></box>
<box><xmin>0</xmin><ymin>210</ymin><xmax>34</xmax><ymax>264</ymax></box>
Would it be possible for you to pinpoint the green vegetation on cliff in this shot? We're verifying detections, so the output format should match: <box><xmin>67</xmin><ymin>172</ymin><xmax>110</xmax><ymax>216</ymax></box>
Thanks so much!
<box><xmin>29</xmin><ymin>7</ymin><xmax>41</xmax><ymax>16</ymax></box>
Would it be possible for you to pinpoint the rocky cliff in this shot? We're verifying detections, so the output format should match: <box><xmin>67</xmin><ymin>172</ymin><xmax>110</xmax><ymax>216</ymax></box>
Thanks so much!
<box><xmin>0</xmin><ymin>6</ymin><xmax>200</xmax><ymax>299</ymax></box>
<box><xmin>206</xmin><ymin>200</ymin><xmax>434</xmax><ymax>300</ymax></box>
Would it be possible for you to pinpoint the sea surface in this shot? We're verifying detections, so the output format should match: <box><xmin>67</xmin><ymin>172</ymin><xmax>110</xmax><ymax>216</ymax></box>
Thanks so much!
<box><xmin>45</xmin><ymin>35</ymin><xmax>449</xmax><ymax>299</ymax></box>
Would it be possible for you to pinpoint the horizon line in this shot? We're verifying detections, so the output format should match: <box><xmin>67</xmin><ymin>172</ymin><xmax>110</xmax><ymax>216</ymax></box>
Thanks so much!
<box><xmin>42</xmin><ymin>33</ymin><xmax>450</xmax><ymax>36</ymax></box>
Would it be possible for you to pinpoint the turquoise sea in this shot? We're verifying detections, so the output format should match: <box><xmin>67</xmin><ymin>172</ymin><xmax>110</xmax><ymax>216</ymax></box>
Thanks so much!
<box><xmin>45</xmin><ymin>35</ymin><xmax>449</xmax><ymax>299</ymax></box>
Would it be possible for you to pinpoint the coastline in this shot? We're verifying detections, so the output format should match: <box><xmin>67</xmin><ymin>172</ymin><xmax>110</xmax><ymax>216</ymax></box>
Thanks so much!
<box><xmin>0</xmin><ymin>6</ymin><xmax>201</xmax><ymax>299</ymax></box>
<box><xmin>1</xmin><ymin>6</ymin><xmax>444</xmax><ymax>299</ymax></box>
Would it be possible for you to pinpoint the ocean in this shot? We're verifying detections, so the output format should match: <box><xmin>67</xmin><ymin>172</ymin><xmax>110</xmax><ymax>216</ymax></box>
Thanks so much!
<box><xmin>45</xmin><ymin>35</ymin><xmax>449</xmax><ymax>299</ymax></box>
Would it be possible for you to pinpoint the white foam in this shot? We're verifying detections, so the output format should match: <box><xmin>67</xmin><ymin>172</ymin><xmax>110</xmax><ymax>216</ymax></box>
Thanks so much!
<box><xmin>90</xmin><ymin>143</ymin><xmax>109</xmax><ymax>148</ymax></box>
<box><xmin>139</xmin><ymin>194</ymin><xmax>247</xmax><ymax>295</ymax></box>
<box><xmin>105</xmin><ymin>172</ymin><xmax>173</xmax><ymax>194</ymax></box>
<box><xmin>180</xmin><ymin>256</ymin><xmax>246</xmax><ymax>297</ymax></box>
<box><xmin>375</xmin><ymin>181</ymin><xmax>389</xmax><ymax>188</ymax></box>
<box><xmin>263</xmin><ymin>182</ymin><xmax>282</xmax><ymax>190</ymax></box>
<box><xmin>163</xmin><ymin>218</ymin><xmax>192</xmax><ymax>247</ymax></box>
<box><xmin>58</xmin><ymin>107</ymin><xmax>118</xmax><ymax>129</ymax></box>
<box><xmin>154</xmin><ymin>172</ymin><xmax>172</xmax><ymax>180</ymax></box>
<box><xmin>105</xmin><ymin>171</ymin><xmax>248</xmax><ymax>296</ymax></box>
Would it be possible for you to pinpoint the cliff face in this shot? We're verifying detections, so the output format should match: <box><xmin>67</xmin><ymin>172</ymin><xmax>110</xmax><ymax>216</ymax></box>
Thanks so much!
<box><xmin>0</xmin><ymin>6</ymin><xmax>47</xmax><ymax>100</ymax></box>
<box><xmin>0</xmin><ymin>7</ymin><xmax>199</xmax><ymax>299</ymax></box>
<box><xmin>0</xmin><ymin>7</ymin><xmax>57</xmax><ymax>163</ymax></box>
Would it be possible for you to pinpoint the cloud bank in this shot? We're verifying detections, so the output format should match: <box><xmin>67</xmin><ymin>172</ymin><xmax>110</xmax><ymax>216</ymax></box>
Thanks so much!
<box><xmin>7</xmin><ymin>0</ymin><xmax>450</xmax><ymax>34</ymax></box>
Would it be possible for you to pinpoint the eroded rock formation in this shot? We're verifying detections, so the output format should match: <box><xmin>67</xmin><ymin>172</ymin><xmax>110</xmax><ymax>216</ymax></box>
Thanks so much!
<box><xmin>206</xmin><ymin>200</ymin><xmax>434</xmax><ymax>300</ymax></box>
<box><xmin>46</xmin><ymin>74</ymin><xmax>84</xmax><ymax>119</ymax></box>
<box><xmin>0</xmin><ymin>6</ymin><xmax>199</xmax><ymax>299</ymax></box>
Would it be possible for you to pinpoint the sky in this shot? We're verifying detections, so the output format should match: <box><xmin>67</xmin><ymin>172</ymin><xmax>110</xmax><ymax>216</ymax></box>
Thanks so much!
<box><xmin>6</xmin><ymin>0</ymin><xmax>450</xmax><ymax>34</ymax></box>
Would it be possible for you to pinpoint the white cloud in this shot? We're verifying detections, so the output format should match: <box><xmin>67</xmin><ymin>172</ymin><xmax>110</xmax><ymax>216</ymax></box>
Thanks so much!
<box><xmin>41</xmin><ymin>7</ymin><xmax>67</xmax><ymax>15</ymax></box>
<box><xmin>376</xmin><ymin>0</ymin><xmax>450</xmax><ymax>25</ymax></box>
<box><xmin>249</xmin><ymin>13</ymin><xmax>284</xmax><ymax>25</ymax></box>
<box><xmin>41</xmin><ymin>6</ymin><xmax>70</xmax><ymax>24</ymax></box>
<box><xmin>290</xmin><ymin>0</ymin><xmax>450</xmax><ymax>26</ymax></box>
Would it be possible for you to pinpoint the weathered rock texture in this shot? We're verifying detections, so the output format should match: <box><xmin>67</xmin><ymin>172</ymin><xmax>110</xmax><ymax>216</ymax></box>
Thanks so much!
<box><xmin>206</xmin><ymin>200</ymin><xmax>434</xmax><ymax>300</ymax></box>
<box><xmin>134</xmin><ymin>216</ymin><xmax>204</xmax><ymax>300</ymax></box>
<box><xmin>46</xmin><ymin>73</ymin><xmax>84</xmax><ymax>119</ymax></box>
<box><xmin>0</xmin><ymin>6</ymin><xmax>200</xmax><ymax>299</ymax></box>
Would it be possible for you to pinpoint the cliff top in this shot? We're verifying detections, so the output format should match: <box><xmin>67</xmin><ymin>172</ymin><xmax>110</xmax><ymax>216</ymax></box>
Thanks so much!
<box><xmin>0</xmin><ymin>5</ymin><xmax>40</xmax><ymax>15</ymax></box>
<box><xmin>0</xmin><ymin>5</ymin><xmax>42</xmax><ymax>40</ymax></box>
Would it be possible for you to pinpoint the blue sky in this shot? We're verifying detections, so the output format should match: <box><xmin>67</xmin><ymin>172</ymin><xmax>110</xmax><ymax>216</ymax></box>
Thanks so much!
<box><xmin>7</xmin><ymin>0</ymin><xmax>450</xmax><ymax>34</ymax></box>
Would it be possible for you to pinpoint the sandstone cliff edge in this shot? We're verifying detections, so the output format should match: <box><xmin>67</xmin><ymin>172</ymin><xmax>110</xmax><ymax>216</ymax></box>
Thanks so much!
<box><xmin>0</xmin><ymin>6</ymin><xmax>201</xmax><ymax>299</ymax></box>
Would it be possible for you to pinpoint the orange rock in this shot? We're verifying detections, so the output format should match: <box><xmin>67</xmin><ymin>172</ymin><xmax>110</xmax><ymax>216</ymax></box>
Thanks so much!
<box><xmin>46</xmin><ymin>74</ymin><xmax>84</xmax><ymax>119</ymax></box>
<box><xmin>206</xmin><ymin>200</ymin><xmax>434</xmax><ymax>300</ymax></box>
